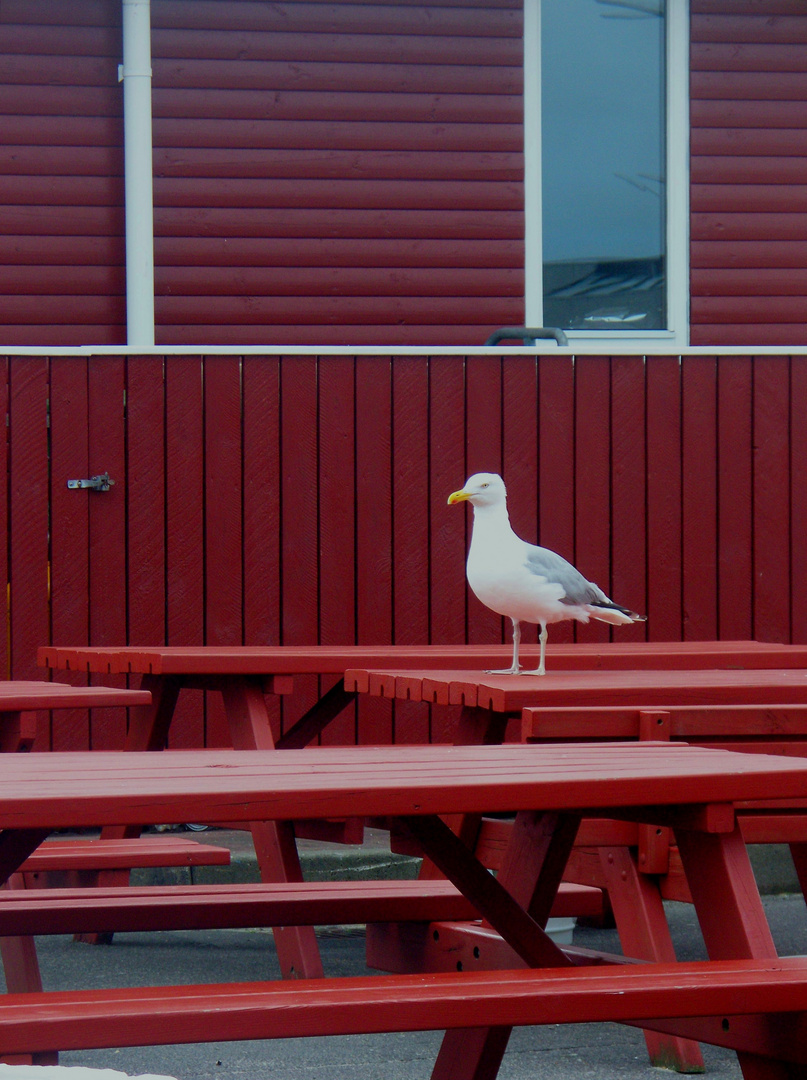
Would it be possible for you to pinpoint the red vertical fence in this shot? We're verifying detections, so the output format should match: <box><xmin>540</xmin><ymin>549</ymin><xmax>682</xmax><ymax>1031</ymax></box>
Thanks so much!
<box><xmin>3</xmin><ymin>352</ymin><xmax>804</xmax><ymax>748</ymax></box>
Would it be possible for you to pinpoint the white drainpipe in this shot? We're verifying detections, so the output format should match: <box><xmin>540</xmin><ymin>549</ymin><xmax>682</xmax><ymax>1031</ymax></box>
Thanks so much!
<box><xmin>120</xmin><ymin>0</ymin><xmax>155</xmax><ymax>348</ymax></box>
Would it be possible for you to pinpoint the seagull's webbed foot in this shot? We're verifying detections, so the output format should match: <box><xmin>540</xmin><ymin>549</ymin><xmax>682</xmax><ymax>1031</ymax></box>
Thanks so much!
<box><xmin>485</xmin><ymin>665</ymin><xmax>522</xmax><ymax>676</ymax></box>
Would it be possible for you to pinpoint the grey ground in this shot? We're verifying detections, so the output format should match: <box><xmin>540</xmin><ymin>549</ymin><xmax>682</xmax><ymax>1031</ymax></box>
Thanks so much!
<box><xmin>8</xmin><ymin>830</ymin><xmax>806</xmax><ymax>1080</ymax></box>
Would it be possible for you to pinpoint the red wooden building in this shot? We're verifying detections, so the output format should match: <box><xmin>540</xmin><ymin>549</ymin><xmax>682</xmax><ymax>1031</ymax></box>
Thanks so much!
<box><xmin>1</xmin><ymin>1</ymin><xmax>806</xmax><ymax>747</ymax></box>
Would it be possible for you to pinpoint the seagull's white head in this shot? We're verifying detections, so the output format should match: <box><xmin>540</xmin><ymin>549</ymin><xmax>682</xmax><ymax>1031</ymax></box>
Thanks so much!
<box><xmin>447</xmin><ymin>472</ymin><xmax>507</xmax><ymax>508</ymax></box>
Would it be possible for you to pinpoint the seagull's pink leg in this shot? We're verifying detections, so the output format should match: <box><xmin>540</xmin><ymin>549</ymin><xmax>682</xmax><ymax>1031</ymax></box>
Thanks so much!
<box><xmin>520</xmin><ymin>623</ymin><xmax>548</xmax><ymax>676</ymax></box>
<box><xmin>486</xmin><ymin>617</ymin><xmax>522</xmax><ymax>674</ymax></box>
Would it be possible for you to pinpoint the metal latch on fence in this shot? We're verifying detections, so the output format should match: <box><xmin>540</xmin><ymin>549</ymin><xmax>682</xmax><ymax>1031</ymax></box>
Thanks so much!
<box><xmin>67</xmin><ymin>473</ymin><xmax>115</xmax><ymax>492</ymax></box>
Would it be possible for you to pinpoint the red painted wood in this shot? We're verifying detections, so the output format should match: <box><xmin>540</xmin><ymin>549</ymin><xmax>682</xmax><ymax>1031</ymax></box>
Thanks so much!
<box><xmin>792</xmin><ymin>357</ymin><xmax>807</xmax><ymax>645</ymax></box>
<box><xmin>354</xmin><ymin>357</ymin><xmax>394</xmax><ymax>745</ymax></box>
<box><xmin>280</xmin><ymin>356</ymin><xmax>321</xmax><ymax>741</ymax></box>
<box><xmin>164</xmin><ymin>356</ymin><xmax>206</xmax><ymax>748</ymax></box>
<box><xmin>126</xmin><ymin>357</ymin><xmax>166</xmax><ymax>646</ymax></box>
<box><xmin>2</xmin><ymin>959</ymin><xmax>807</xmax><ymax>1058</ymax></box>
<box><xmin>0</xmin><ymin>356</ymin><xmax>8</xmax><ymax>681</ymax></box>
<box><xmin>717</xmin><ymin>356</ymin><xmax>753</xmax><ymax>640</ymax></box>
<box><xmin>752</xmin><ymin>356</ymin><xmax>791</xmax><ymax>643</ymax></box>
<box><xmin>318</xmin><ymin>354</ymin><xmax>357</xmax><ymax>744</ymax></box>
<box><xmin>8</xmin><ymin>358</ymin><xmax>50</xmax><ymax>690</ymax></box>
<box><xmin>86</xmin><ymin>357</ymin><xmax>128</xmax><ymax>749</ymax></box>
<box><xmin>47</xmin><ymin>357</ymin><xmax>91</xmax><ymax>750</ymax></box>
<box><xmin>390</xmin><ymin>357</ymin><xmax>430</xmax><ymax>742</ymax></box>
<box><xmin>20</xmin><ymin>838</ymin><xmax>230</xmax><ymax>873</ymax></box>
<box><xmin>646</xmin><ymin>357</ymin><xmax>682</xmax><ymax>640</ymax></box>
<box><xmin>681</xmin><ymin>357</ymin><xmax>718</xmax><ymax>640</ymax></box>
<box><xmin>572</xmin><ymin>357</ymin><xmax>610</xmax><ymax>645</ymax></box>
<box><xmin>610</xmin><ymin>357</ymin><xmax>647</xmax><ymax>641</ymax></box>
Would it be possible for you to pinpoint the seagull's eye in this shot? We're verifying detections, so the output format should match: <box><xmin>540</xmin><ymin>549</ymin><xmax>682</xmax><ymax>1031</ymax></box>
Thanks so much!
<box><xmin>480</xmin><ymin>482</ymin><xmax>489</xmax><ymax>488</ymax></box>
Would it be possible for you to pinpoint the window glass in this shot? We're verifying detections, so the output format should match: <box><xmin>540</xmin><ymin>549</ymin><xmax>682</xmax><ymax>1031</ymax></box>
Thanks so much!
<box><xmin>541</xmin><ymin>0</ymin><xmax>666</xmax><ymax>331</ymax></box>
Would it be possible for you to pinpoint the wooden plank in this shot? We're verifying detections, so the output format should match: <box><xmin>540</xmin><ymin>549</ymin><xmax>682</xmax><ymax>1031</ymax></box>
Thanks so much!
<box><xmin>152</xmin><ymin>118</ymin><xmax>522</xmax><ymax>153</ymax></box>
<box><xmin>645</xmin><ymin>357</ymin><xmax>682</xmax><ymax>640</ymax></box>
<box><xmin>692</xmin><ymin>240</ymin><xmax>807</xmax><ymax>269</ymax></box>
<box><xmin>752</xmin><ymin>356</ymin><xmax>791</xmax><ymax>643</ymax></box>
<box><xmin>242</xmin><ymin>355</ymin><xmax>282</xmax><ymax>743</ymax></box>
<box><xmin>152</xmin><ymin>236</ymin><xmax>521</xmax><ymax>268</ymax></box>
<box><xmin>48</xmin><ymin>357</ymin><xmax>91</xmax><ymax>750</ymax></box>
<box><xmin>4</xmin><ymin>959</ymin><xmax>807</xmax><ymax>1057</ymax></box>
<box><xmin>151</xmin><ymin>60</ymin><xmax>522</xmax><ymax>96</ymax></box>
<box><xmin>716</xmin><ymin>356</ymin><xmax>753</xmax><ymax>640</ymax></box>
<box><xmin>318</xmin><ymin>354</ymin><xmax>357</xmax><ymax>745</ymax></box>
<box><xmin>8</xmin><ymin>358</ymin><xmax>50</xmax><ymax>692</ymax></box>
<box><xmin>87</xmin><ymin>356</ymin><xmax>127</xmax><ymax>749</ymax></box>
<box><xmin>390</xmin><ymin>356</ymin><xmax>430</xmax><ymax>743</ymax></box>
<box><xmin>126</xmin><ymin>356</ymin><xmax>166</xmax><ymax>646</ymax></box>
<box><xmin>152</xmin><ymin>3</ymin><xmax>523</xmax><ymax>38</ymax></box>
<box><xmin>681</xmin><ymin>357</ymin><xmax>718</xmax><ymax>641</ymax></box>
<box><xmin>0</xmin><ymin>357</ymin><xmax>8</xmax><ymax>682</ymax></box>
<box><xmin>355</xmin><ymin>356</ymin><xmax>393</xmax><ymax>745</ymax></box>
<box><xmin>279</xmin><ymin>356</ymin><xmax>320</xmax><ymax>741</ymax></box>
<box><xmin>610</xmin><ymin>356</ymin><xmax>647</xmax><ymax>641</ymax></box>
<box><xmin>165</xmin><ymin>356</ymin><xmax>206</xmax><ymax>748</ymax></box>
<box><xmin>572</xmin><ymin>357</ymin><xmax>610</xmax><ymax>645</ymax></box>
<box><xmin>792</xmin><ymin>356</ymin><xmax>807</xmax><ymax>644</ymax></box>
<box><xmin>149</xmin><ymin>95</ymin><xmax>523</xmax><ymax>127</ymax></box>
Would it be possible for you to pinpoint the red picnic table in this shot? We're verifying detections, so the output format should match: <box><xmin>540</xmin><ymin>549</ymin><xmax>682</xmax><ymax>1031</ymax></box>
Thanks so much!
<box><xmin>35</xmin><ymin>641</ymin><xmax>807</xmax><ymax>983</ymax></box>
<box><xmin>346</xmin><ymin>662</ymin><xmax>807</xmax><ymax>1071</ymax></box>
<box><xmin>0</xmin><ymin>741</ymin><xmax>807</xmax><ymax>1080</ymax></box>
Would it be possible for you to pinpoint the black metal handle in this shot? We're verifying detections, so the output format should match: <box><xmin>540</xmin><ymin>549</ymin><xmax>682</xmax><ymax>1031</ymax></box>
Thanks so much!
<box><xmin>484</xmin><ymin>326</ymin><xmax>569</xmax><ymax>347</ymax></box>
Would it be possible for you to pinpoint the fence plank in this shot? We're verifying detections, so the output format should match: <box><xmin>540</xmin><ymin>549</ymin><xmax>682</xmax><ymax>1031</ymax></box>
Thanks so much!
<box><xmin>355</xmin><ymin>355</ymin><xmax>393</xmax><ymax>744</ymax></box>
<box><xmin>318</xmin><ymin>354</ymin><xmax>356</xmax><ymax>744</ymax></box>
<box><xmin>682</xmin><ymin>355</ymin><xmax>718</xmax><ymax>640</ymax></box>
<box><xmin>49</xmin><ymin>357</ymin><xmax>91</xmax><ymax>750</ymax></box>
<box><xmin>126</xmin><ymin>356</ymin><xmax>167</xmax><ymax>646</ymax></box>
<box><xmin>87</xmin><ymin>356</ymin><xmax>127</xmax><ymax>748</ymax></box>
<box><xmin>573</xmin><ymin>356</ymin><xmax>610</xmax><ymax>645</ymax></box>
<box><xmin>646</xmin><ymin>356</ymin><xmax>682</xmax><ymax>640</ymax></box>
<box><xmin>753</xmin><ymin>355</ymin><xmax>791</xmax><ymax>643</ymax></box>
<box><xmin>717</xmin><ymin>355</ymin><xmax>753</xmax><ymax>640</ymax></box>
<box><xmin>610</xmin><ymin>355</ymin><xmax>647</xmax><ymax>639</ymax></box>
<box><xmin>165</xmin><ymin>355</ymin><xmax>205</xmax><ymax>749</ymax></box>
<box><xmin>792</xmin><ymin>355</ymin><xmax>807</xmax><ymax>645</ymax></box>
<box><xmin>242</xmin><ymin>354</ymin><xmax>282</xmax><ymax>743</ymax></box>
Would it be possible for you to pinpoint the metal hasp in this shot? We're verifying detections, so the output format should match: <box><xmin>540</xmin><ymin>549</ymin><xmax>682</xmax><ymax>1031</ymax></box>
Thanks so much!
<box><xmin>67</xmin><ymin>473</ymin><xmax>115</xmax><ymax>492</ymax></box>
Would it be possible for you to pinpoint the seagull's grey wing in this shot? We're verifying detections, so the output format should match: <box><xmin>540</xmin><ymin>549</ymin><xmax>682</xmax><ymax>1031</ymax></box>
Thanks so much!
<box><xmin>524</xmin><ymin>545</ymin><xmax>608</xmax><ymax>606</ymax></box>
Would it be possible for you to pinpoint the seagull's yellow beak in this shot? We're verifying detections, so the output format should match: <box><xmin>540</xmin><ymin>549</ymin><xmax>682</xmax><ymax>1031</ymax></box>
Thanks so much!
<box><xmin>447</xmin><ymin>488</ymin><xmax>471</xmax><ymax>505</ymax></box>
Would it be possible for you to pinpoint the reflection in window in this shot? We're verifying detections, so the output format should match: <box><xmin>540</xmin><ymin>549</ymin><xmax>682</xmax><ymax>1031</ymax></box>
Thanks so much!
<box><xmin>541</xmin><ymin>0</ymin><xmax>666</xmax><ymax>331</ymax></box>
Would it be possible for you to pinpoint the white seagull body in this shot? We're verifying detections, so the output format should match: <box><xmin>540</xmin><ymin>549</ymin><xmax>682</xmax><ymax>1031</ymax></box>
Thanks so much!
<box><xmin>448</xmin><ymin>472</ymin><xmax>646</xmax><ymax>675</ymax></box>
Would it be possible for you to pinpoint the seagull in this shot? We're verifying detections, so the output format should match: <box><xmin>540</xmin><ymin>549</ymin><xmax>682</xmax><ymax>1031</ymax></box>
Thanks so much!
<box><xmin>448</xmin><ymin>472</ymin><xmax>646</xmax><ymax>675</ymax></box>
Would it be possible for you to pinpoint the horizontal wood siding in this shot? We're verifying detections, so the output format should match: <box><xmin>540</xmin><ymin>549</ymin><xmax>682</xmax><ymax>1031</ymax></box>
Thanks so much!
<box><xmin>6</xmin><ymin>352</ymin><xmax>805</xmax><ymax>748</ymax></box>
<box><xmin>0</xmin><ymin>1</ymin><xmax>125</xmax><ymax>345</ymax></box>
<box><xmin>151</xmin><ymin>0</ymin><xmax>524</xmax><ymax>346</ymax></box>
<box><xmin>691</xmin><ymin>1</ymin><xmax>807</xmax><ymax>345</ymax></box>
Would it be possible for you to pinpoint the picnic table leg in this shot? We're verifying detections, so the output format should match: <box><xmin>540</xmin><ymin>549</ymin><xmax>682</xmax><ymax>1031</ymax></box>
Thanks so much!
<box><xmin>598</xmin><ymin>845</ymin><xmax>705</xmax><ymax>1072</ymax></box>
<box><xmin>419</xmin><ymin>706</ymin><xmax>508</xmax><ymax>881</ymax></box>
<box><xmin>675</xmin><ymin>822</ymin><xmax>794</xmax><ymax>1080</ymax></box>
<box><xmin>222</xmin><ymin>680</ymin><xmax>325</xmax><ymax>979</ymax></box>
<box><xmin>422</xmin><ymin>810</ymin><xmax>580</xmax><ymax>1080</ymax></box>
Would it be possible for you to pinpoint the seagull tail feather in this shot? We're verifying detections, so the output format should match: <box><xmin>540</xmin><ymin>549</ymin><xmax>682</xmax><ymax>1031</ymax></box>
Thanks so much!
<box><xmin>588</xmin><ymin>601</ymin><xmax>647</xmax><ymax>626</ymax></box>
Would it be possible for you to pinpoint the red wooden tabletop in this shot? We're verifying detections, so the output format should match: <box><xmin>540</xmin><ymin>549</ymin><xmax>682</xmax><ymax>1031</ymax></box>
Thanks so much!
<box><xmin>0</xmin><ymin>681</ymin><xmax>151</xmax><ymax>711</ymax></box>
<box><xmin>344</xmin><ymin>667</ymin><xmax>807</xmax><ymax>710</ymax></box>
<box><xmin>3</xmin><ymin>743</ymin><xmax>807</xmax><ymax>830</ymax></box>
<box><xmin>36</xmin><ymin>641</ymin><xmax>807</xmax><ymax>676</ymax></box>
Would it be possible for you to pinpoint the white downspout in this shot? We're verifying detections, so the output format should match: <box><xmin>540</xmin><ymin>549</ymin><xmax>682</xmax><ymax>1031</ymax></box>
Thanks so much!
<box><xmin>120</xmin><ymin>0</ymin><xmax>155</xmax><ymax>348</ymax></box>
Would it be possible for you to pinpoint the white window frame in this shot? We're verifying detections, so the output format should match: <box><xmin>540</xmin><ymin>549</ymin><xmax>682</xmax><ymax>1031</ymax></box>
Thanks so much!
<box><xmin>523</xmin><ymin>0</ymin><xmax>689</xmax><ymax>350</ymax></box>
